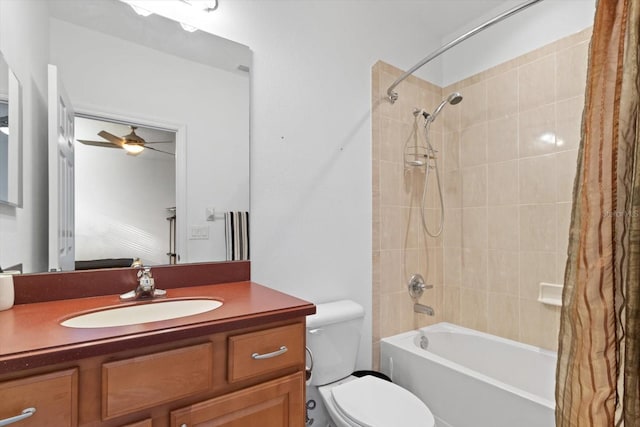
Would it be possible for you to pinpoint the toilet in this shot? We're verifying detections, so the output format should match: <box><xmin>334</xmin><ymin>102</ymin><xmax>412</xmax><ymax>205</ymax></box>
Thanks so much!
<box><xmin>307</xmin><ymin>300</ymin><xmax>435</xmax><ymax>427</ymax></box>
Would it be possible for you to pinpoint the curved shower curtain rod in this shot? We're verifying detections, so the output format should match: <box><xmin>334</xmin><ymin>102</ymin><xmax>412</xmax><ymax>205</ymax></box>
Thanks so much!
<box><xmin>387</xmin><ymin>0</ymin><xmax>545</xmax><ymax>103</ymax></box>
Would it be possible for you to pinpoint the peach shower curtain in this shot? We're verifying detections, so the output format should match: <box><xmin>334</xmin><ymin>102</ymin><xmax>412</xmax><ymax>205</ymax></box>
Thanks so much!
<box><xmin>555</xmin><ymin>0</ymin><xmax>640</xmax><ymax>425</ymax></box>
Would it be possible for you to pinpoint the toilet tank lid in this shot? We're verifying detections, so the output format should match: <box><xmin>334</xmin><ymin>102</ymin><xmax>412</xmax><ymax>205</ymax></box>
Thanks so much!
<box><xmin>307</xmin><ymin>300</ymin><xmax>364</xmax><ymax>328</ymax></box>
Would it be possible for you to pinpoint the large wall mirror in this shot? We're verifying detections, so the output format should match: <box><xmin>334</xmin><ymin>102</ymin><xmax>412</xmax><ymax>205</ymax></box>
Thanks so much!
<box><xmin>0</xmin><ymin>51</ymin><xmax>22</xmax><ymax>207</ymax></box>
<box><xmin>34</xmin><ymin>0</ymin><xmax>250</xmax><ymax>273</ymax></box>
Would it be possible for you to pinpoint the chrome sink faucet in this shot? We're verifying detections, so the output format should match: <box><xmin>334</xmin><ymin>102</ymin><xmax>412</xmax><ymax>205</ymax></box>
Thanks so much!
<box><xmin>120</xmin><ymin>266</ymin><xmax>167</xmax><ymax>301</ymax></box>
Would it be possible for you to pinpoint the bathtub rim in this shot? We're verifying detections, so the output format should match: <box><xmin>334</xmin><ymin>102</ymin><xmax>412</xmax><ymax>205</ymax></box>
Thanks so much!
<box><xmin>380</xmin><ymin>322</ymin><xmax>557</xmax><ymax>410</ymax></box>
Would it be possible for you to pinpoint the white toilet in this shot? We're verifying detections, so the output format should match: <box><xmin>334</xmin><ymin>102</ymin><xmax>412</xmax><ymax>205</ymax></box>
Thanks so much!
<box><xmin>307</xmin><ymin>300</ymin><xmax>435</xmax><ymax>427</ymax></box>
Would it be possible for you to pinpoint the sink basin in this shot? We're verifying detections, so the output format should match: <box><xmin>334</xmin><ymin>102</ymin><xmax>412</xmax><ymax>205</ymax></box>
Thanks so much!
<box><xmin>60</xmin><ymin>299</ymin><xmax>223</xmax><ymax>328</ymax></box>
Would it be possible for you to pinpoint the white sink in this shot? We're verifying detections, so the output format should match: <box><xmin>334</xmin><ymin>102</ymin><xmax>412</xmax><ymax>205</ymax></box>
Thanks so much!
<box><xmin>60</xmin><ymin>299</ymin><xmax>223</xmax><ymax>328</ymax></box>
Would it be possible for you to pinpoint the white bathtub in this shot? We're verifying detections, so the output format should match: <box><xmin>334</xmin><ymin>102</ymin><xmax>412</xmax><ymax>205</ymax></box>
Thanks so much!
<box><xmin>380</xmin><ymin>323</ymin><xmax>556</xmax><ymax>427</ymax></box>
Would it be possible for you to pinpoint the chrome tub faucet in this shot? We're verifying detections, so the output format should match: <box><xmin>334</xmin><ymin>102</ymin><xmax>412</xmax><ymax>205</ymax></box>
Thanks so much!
<box><xmin>120</xmin><ymin>266</ymin><xmax>167</xmax><ymax>301</ymax></box>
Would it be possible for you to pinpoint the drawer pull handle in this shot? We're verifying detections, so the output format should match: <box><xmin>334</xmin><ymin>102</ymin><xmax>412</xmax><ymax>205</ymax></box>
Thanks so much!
<box><xmin>251</xmin><ymin>346</ymin><xmax>288</xmax><ymax>360</ymax></box>
<box><xmin>0</xmin><ymin>407</ymin><xmax>36</xmax><ymax>426</ymax></box>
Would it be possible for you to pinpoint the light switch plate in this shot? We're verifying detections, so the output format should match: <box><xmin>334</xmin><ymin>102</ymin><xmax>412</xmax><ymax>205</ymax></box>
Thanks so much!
<box><xmin>189</xmin><ymin>225</ymin><xmax>209</xmax><ymax>240</ymax></box>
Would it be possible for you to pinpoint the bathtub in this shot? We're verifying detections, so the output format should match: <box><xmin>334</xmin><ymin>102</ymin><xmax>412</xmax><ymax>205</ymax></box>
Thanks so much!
<box><xmin>380</xmin><ymin>323</ymin><xmax>556</xmax><ymax>427</ymax></box>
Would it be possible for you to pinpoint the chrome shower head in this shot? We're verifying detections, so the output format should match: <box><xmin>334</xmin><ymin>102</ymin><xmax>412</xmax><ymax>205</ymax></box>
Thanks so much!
<box><xmin>429</xmin><ymin>92</ymin><xmax>463</xmax><ymax>123</ymax></box>
<box><xmin>447</xmin><ymin>92</ymin><xmax>463</xmax><ymax>105</ymax></box>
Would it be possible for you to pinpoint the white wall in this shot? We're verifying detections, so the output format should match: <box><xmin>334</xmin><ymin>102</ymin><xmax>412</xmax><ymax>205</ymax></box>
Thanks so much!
<box><xmin>74</xmin><ymin>118</ymin><xmax>175</xmax><ymax>266</ymax></box>
<box><xmin>49</xmin><ymin>17</ymin><xmax>250</xmax><ymax>264</ymax></box>
<box><xmin>146</xmin><ymin>0</ymin><xmax>598</xmax><ymax>373</ymax></box>
<box><xmin>166</xmin><ymin>1</ymin><xmax>449</xmax><ymax>372</ymax></box>
<box><xmin>441</xmin><ymin>0</ymin><xmax>596</xmax><ymax>85</ymax></box>
<box><xmin>0</xmin><ymin>0</ymin><xmax>49</xmax><ymax>273</ymax></box>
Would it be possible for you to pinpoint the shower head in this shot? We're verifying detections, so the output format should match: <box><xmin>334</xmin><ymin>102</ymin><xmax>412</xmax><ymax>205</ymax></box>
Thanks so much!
<box><xmin>447</xmin><ymin>92</ymin><xmax>463</xmax><ymax>105</ymax></box>
<box><xmin>429</xmin><ymin>92</ymin><xmax>463</xmax><ymax>123</ymax></box>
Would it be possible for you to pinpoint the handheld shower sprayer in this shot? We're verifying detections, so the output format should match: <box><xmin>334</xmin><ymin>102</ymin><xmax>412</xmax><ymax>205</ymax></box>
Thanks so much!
<box><xmin>428</xmin><ymin>92</ymin><xmax>463</xmax><ymax>124</ymax></box>
<box><xmin>407</xmin><ymin>92</ymin><xmax>463</xmax><ymax>238</ymax></box>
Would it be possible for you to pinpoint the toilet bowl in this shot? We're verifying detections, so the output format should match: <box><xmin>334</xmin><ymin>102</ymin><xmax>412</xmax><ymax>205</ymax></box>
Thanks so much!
<box><xmin>318</xmin><ymin>375</ymin><xmax>435</xmax><ymax>427</ymax></box>
<box><xmin>306</xmin><ymin>300</ymin><xmax>435</xmax><ymax>427</ymax></box>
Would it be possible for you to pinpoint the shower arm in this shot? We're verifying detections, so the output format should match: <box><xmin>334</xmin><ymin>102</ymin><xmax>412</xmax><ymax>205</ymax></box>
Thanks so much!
<box><xmin>386</xmin><ymin>0</ymin><xmax>545</xmax><ymax>104</ymax></box>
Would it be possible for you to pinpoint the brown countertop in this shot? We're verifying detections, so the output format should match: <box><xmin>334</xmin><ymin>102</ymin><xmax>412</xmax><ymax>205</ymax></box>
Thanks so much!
<box><xmin>0</xmin><ymin>281</ymin><xmax>315</xmax><ymax>375</ymax></box>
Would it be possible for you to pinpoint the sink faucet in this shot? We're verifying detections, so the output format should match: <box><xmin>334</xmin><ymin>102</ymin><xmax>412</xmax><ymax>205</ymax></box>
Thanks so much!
<box><xmin>120</xmin><ymin>266</ymin><xmax>167</xmax><ymax>301</ymax></box>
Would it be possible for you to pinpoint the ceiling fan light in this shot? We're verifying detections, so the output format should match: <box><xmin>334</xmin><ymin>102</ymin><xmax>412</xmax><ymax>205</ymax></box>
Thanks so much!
<box><xmin>129</xmin><ymin>4</ymin><xmax>153</xmax><ymax>17</ymax></box>
<box><xmin>123</xmin><ymin>143</ymin><xmax>145</xmax><ymax>154</ymax></box>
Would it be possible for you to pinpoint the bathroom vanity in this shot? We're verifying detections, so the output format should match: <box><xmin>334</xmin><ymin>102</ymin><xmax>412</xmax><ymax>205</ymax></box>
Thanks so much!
<box><xmin>0</xmin><ymin>262</ymin><xmax>314</xmax><ymax>427</ymax></box>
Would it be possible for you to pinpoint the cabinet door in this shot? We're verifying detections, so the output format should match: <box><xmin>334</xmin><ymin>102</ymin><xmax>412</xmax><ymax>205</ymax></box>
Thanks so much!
<box><xmin>0</xmin><ymin>368</ymin><xmax>78</xmax><ymax>427</ymax></box>
<box><xmin>170</xmin><ymin>372</ymin><xmax>304</xmax><ymax>427</ymax></box>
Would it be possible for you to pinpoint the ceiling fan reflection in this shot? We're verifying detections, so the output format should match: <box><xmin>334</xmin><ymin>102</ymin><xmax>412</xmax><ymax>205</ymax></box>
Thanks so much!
<box><xmin>77</xmin><ymin>126</ymin><xmax>174</xmax><ymax>156</ymax></box>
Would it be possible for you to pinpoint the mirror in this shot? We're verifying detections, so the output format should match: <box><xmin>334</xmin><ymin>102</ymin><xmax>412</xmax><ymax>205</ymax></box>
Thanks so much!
<box><xmin>19</xmin><ymin>0</ymin><xmax>250</xmax><ymax>273</ymax></box>
<box><xmin>0</xmin><ymin>51</ymin><xmax>22</xmax><ymax>207</ymax></box>
<box><xmin>74</xmin><ymin>117</ymin><xmax>176</xmax><ymax>268</ymax></box>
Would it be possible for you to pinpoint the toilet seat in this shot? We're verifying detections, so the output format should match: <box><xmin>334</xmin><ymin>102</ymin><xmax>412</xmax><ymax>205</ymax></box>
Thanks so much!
<box><xmin>330</xmin><ymin>375</ymin><xmax>435</xmax><ymax>427</ymax></box>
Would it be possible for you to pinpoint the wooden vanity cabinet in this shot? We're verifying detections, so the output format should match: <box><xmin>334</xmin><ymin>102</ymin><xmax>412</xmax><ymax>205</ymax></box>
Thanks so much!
<box><xmin>0</xmin><ymin>368</ymin><xmax>78</xmax><ymax>427</ymax></box>
<box><xmin>0</xmin><ymin>319</ymin><xmax>306</xmax><ymax>427</ymax></box>
<box><xmin>170</xmin><ymin>372</ymin><xmax>304</xmax><ymax>427</ymax></box>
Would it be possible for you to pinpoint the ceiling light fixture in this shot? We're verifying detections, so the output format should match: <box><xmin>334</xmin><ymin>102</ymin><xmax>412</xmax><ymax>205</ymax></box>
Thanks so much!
<box><xmin>179</xmin><ymin>0</ymin><xmax>219</xmax><ymax>13</ymax></box>
<box><xmin>123</xmin><ymin>143</ymin><xmax>144</xmax><ymax>155</ymax></box>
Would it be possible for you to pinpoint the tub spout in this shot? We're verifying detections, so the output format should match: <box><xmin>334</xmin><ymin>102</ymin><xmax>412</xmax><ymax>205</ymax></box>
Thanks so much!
<box><xmin>414</xmin><ymin>303</ymin><xmax>434</xmax><ymax>316</ymax></box>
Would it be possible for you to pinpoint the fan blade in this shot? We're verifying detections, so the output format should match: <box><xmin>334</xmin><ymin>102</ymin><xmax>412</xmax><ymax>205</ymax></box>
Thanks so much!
<box><xmin>98</xmin><ymin>130</ymin><xmax>124</xmax><ymax>147</ymax></box>
<box><xmin>77</xmin><ymin>139</ymin><xmax>121</xmax><ymax>149</ymax></box>
<box><xmin>145</xmin><ymin>145</ymin><xmax>175</xmax><ymax>156</ymax></box>
<box><xmin>144</xmin><ymin>141</ymin><xmax>174</xmax><ymax>144</ymax></box>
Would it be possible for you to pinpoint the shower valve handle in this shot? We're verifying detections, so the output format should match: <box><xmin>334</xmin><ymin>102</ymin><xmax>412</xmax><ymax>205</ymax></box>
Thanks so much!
<box><xmin>408</xmin><ymin>273</ymin><xmax>432</xmax><ymax>298</ymax></box>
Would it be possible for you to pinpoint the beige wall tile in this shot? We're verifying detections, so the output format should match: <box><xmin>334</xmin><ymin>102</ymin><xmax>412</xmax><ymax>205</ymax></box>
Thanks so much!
<box><xmin>460</xmin><ymin>81</ymin><xmax>487</xmax><ymax>129</ymax></box>
<box><xmin>519</xmin><ymin>300</ymin><xmax>561</xmax><ymax>350</ymax></box>
<box><xmin>487</xmin><ymin>69</ymin><xmax>518</xmax><ymax>121</ymax></box>
<box><xmin>444</xmin><ymin>170</ymin><xmax>462</xmax><ymax>209</ymax></box>
<box><xmin>519</xmin><ymin>154</ymin><xmax>557</xmax><ymax>204</ymax></box>
<box><xmin>488</xmin><ymin>205</ymin><xmax>519</xmax><ymax>250</ymax></box>
<box><xmin>519</xmin><ymin>104</ymin><xmax>557</xmax><ymax>158</ymax></box>
<box><xmin>488</xmin><ymin>160</ymin><xmax>518</xmax><ymax>205</ymax></box>
<box><xmin>380</xmin><ymin>291</ymin><xmax>415</xmax><ymax>338</ymax></box>
<box><xmin>461</xmin><ymin>247</ymin><xmax>488</xmax><ymax>290</ymax></box>
<box><xmin>459</xmin><ymin>288</ymin><xmax>488</xmax><ymax>330</ymax></box>
<box><xmin>519</xmin><ymin>251</ymin><xmax>557</xmax><ymax>300</ymax></box>
<box><xmin>520</xmin><ymin>204</ymin><xmax>557</xmax><ymax>252</ymax></box>
<box><xmin>488</xmin><ymin>250</ymin><xmax>519</xmax><ymax>295</ymax></box>
<box><xmin>488</xmin><ymin>115</ymin><xmax>518</xmax><ymax>162</ymax></box>
<box><xmin>556</xmin><ymin>41</ymin><xmax>589</xmax><ymax>101</ymax></box>
<box><xmin>381</xmin><ymin>117</ymin><xmax>413</xmax><ymax>164</ymax></box>
<box><xmin>380</xmin><ymin>205</ymin><xmax>403</xmax><ymax>250</ymax></box>
<box><xmin>556</xmin><ymin>149</ymin><xmax>579</xmax><ymax>202</ymax></box>
<box><xmin>444</xmin><ymin>131</ymin><xmax>460</xmax><ymax>173</ymax></box>
<box><xmin>556</xmin><ymin>202</ymin><xmax>573</xmax><ymax>283</ymax></box>
<box><xmin>444</xmin><ymin>208</ymin><xmax>462</xmax><ymax>248</ymax></box>
<box><xmin>488</xmin><ymin>293</ymin><xmax>520</xmax><ymax>341</ymax></box>
<box><xmin>519</xmin><ymin>54</ymin><xmax>555</xmax><ymax>112</ymax></box>
<box><xmin>444</xmin><ymin>246</ymin><xmax>462</xmax><ymax>287</ymax></box>
<box><xmin>462</xmin><ymin>207</ymin><xmax>488</xmax><ymax>249</ymax></box>
<box><xmin>380</xmin><ymin>249</ymin><xmax>403</xmax><ymax>295</ymax></box>
<box><xmin>374</xmin><ymin>27</ymin><xmax>582</xmax><ymax>354</ymax></box>
<box><xmin>443</xmin><ymin>286</ymin><xmax>461</xmax><ymax>323</ymax></box>
<box><xmin>462</xmin><ymin>165</ymin><xmax>488</xmax><ymax>207</ymax></box>
<box><xmin>461</xmin><ymin>122</ymin><xmax>488</xmax><ymax>167</ymax></box>
<box><xmin>556</xmin><ymin>96</ymin><xmax>584</xmax><ymax>151</ymax></box>
<box><xmin>380</xmin><ymin>160</ymin><xmax>404</xmax><ymax>206</ymax></box>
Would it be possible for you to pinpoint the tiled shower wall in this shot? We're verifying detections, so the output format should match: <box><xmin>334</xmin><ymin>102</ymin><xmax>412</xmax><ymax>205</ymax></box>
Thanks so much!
<box><xmin>372</xmin><ymin>28</ymin><xmax>591</xmax><ymax>366</ymax></box>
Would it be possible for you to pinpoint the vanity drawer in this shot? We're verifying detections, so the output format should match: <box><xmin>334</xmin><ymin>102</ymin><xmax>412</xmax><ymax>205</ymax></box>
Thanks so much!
<box><xmin>102</xmin><ymin>342</ymin><xmax>213</xmax><ymax>420</ymax></box>
<box><xmin>170</xmin><ymin>372</ymin><xmax>304</xmax><ymax>427</ymax></box>
<box><xmin>228</xmin><ymin>322</ymin><xmax>304</xmax><ymax>383</ymax></box>
<box><xmin>0</xmin><ymin>368</ymin><xmax>78</xmax><ymax>427</ymax></box>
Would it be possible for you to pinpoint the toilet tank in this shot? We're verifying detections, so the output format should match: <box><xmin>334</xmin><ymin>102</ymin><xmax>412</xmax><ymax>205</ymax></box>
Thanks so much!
<box><xmin>306</xmin><ymin>300</ymin><xmax>365</xmax><ymax>386</ymax></box>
